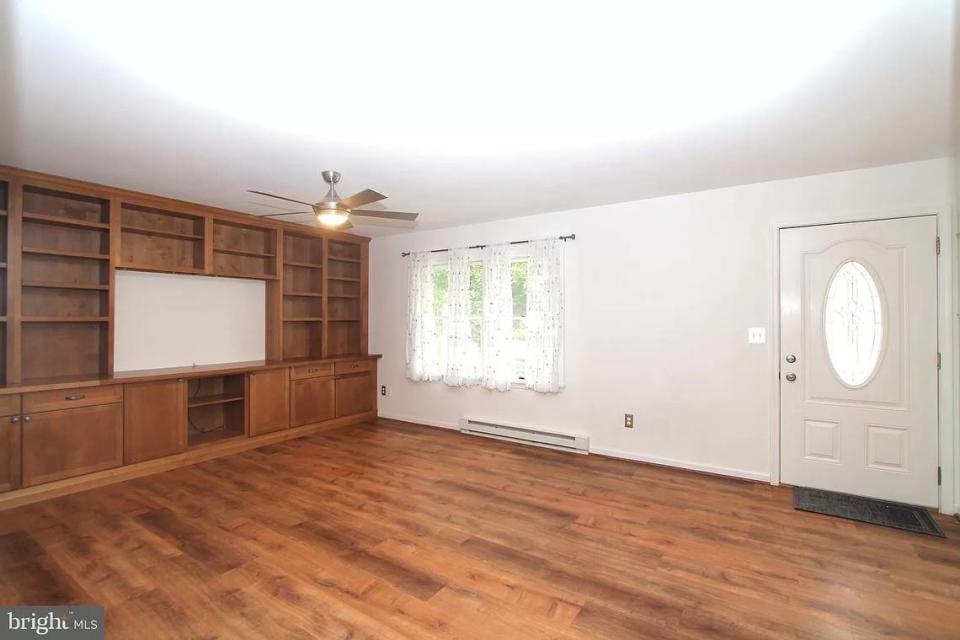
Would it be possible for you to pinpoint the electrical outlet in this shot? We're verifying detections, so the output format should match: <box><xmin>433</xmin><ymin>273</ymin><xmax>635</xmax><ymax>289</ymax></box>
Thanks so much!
<box><xmin>748</xmin><ymin>327</ymin><xmax>766</xmax><ymax>344</ymax></box>
<box><xmin>380</xmin><ymin>385</ymin><xmax>387</xmax><ymax>397</ymax></box>
<box><xmin>624</xmin><ymin>413</ymin><xmax>634</xmax><ymax>429</ymax></box>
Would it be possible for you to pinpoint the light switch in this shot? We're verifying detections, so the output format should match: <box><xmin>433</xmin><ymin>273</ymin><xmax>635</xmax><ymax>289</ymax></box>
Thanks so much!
<box><xmin>748</xmin><ymin>328</ymin><xmax>766</xmax><ymax>344</ymax></box>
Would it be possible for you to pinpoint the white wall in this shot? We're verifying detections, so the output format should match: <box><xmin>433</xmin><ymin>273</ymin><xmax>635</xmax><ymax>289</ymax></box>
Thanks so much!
<box><xmin>370</xmin><ymin>158</ymin><xmax>955</xmax><ymax>482</ymax></box>
<box><xmin>115</xmin><ymin>271</ymin><xmax>264</xmax><ymax>371</ymax></box>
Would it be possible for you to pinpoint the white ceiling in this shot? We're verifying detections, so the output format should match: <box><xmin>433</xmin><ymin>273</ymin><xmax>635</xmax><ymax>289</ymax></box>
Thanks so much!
<box><xmin>1</xmin><ymin>1</ymin><xmax>957</xmax><ymax>237</ymax></box>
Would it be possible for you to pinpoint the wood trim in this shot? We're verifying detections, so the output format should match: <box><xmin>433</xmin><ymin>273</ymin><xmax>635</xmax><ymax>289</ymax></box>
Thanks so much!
<box><xmin>6</xmin><ymin>178</ymin><xmax>22</xmax><ymax>385</ymax></box>
<box><xmin>321</xmin><ymin>237</ymin><xmax>329</xmax><ymax>358</ymax></box>
<box><xmin>107</xmin><ymin>197</ymin><xmax>121</xmax><ymax>375</ymax></box>
<box><xmin>203</xmin><ymin>215</ymin><xmax>214</xmax><ymax>274</ymax></box>
<box><xmin>360</xmin><ymin>241</ymin><xmax>369</xmax><ymax>354</ymax></box>
<box><xmin>0</xmin><ymin>165</ymin><xmax>369</xmax><ymax>244</ymax></box>
<box><xmin>0</xmin><ymin>354</ymin><xmax>381</xmax><ymax>394</ymax></box>
<box><xmin>0</xmin><ymin>410</ymin><xmax>377</xmax><ymax>511</ymax></box>
<box><xmin>265</xmin><ymin>230</ymin><xmax>284</xmax><ymax>360</ymax></box>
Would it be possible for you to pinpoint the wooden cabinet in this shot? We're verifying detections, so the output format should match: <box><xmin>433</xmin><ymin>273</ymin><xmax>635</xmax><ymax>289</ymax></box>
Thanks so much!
<box><xmin>335</xmin><ymin>372</ymin><xmax>374</xmax><ymax>418</ymax></box>
<box><xmin>0</xmin><ymin>395</ymin><xmax>21</xmax><ymax>493</ymax></box>
<box><xmin>124</xmin><ymin>379</ymin><xmax>186</xmax><ymax>464</ymax></box>
<box><xmin>22</xmin><ymin>403</ymin><xmax>123</xmax><ymax>487</ymax></box>
<box><xmin>249</xmin><ymin>368</ymin><xmax>290</xmax><ymax>436</ymax></box>
<box><xmin>291</xmin><ymin>376</ymin><xmax>336</xmax><ymax>427</ymax></box>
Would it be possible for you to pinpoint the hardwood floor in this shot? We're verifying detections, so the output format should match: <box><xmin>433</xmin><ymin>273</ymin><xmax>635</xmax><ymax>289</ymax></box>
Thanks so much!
<box><xmin>1</xmin><ymin>418</ymin><xmax>958</xmax><ymax>639</ymax></box>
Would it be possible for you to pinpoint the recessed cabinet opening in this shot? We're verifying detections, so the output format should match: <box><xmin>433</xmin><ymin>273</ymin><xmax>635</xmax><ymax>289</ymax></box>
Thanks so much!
<box><xmin>187</xmin><ymin>375</ymin><xmax>246</xmax><ymax>447</ymax></box>
<box><xmin>121</xmin><ymin>203</ymin><xmax>205</xmax><ymax>272</ymax></box>
<box><xmin>213</xmin><ymin>220</ymin><xmax>278</xmax><ymax>279</ymax></box>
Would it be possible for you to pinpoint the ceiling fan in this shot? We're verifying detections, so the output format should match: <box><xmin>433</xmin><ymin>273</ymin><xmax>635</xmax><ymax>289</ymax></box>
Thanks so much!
<box><xmin>248</xmin><ymin>170</ymin><xmax>419</xmax><ymax>229</ymax></box>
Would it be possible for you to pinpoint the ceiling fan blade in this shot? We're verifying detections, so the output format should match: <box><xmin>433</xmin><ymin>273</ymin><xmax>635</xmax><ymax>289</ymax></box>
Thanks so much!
<box><xmin>351</xmin><ymin>209</ymin><xmax>419</xmax><ymax>222</ymax></box>
<box><xmin>248</xmin><ymin>190</ymin><xmax>315</xmax><ymax>207</ymax></box>
<box><xmin>340</xmin><ymin>189</ymin><xmax>386</xmax><ymax>209</ymax></box>
<box><xmin>259</xmin><ymin>210</ymin><xmax>314</xmax><ymax>218</ymax></box>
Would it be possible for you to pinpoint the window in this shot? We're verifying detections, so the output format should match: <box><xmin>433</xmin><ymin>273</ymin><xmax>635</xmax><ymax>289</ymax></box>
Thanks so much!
<box><xmin>407</xmin><ymin>238</ymin><xmax>563</xmax><ymax>393</ymax></box>
<box><xmin>431</xmin><ymin>261</ymin><xmax>484</xmax><ymax>368</ymax></box>
<box><xmin>824</xmin><ymin>260</ymin><xmax>883</xmax><ymax>386</ymax></box>
<box><xmin>511</xmin><ymin>259</ymin><xmax>529</xmax><ymax>382</ymax></box>
<box><xmin>431</xmin><ymin>257</ymin><xmax>530</xmax><ymax>383</ymax></box>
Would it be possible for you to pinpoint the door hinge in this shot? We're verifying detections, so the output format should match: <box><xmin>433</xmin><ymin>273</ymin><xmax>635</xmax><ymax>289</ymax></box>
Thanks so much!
<box><xmin>937</xmin><ymin>352</ymin><xmax>941</xmax><ymax>370</ymax></box>
<box><xmin>937</xmin><ymin>466</ymin><xmax>941</xmax><ymax>486</ymax></box>
<box><xmin>936</xmin><ymin>236</ymin><xmax>940</xmax><ymax>255</ymax></box>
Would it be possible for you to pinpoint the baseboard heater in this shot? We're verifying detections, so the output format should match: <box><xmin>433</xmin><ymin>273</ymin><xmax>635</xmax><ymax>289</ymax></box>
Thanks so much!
<box><xmin>458</xmin><ymin>418</ymin><xmax>589</xmax><ymax>454</ymax></box>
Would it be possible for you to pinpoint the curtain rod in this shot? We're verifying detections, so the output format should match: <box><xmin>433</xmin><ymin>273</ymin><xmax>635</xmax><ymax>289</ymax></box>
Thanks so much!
<box><xmin>400</xmin><ymin>234</ymin><xmax>575</xmax><ymax>257</ymax></box>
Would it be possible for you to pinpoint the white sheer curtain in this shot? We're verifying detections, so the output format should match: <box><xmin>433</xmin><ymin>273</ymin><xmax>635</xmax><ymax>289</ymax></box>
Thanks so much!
<box><xmin>443</xmin><ymin>249</ymin><xmax>481</xmax><ymax>386</ymax></box>
<box><xmin>525</xmin><ymin>238</ymin><xmax>564</xmax><ymax>392</ymax></box>
<box><xmin>405</xmin><ymin>251</ymin><xmax>443</xmax><ymax>381</ymax></box>
<box><xmin>481</xmin><ymin>244</ymin><xmax>514</xmax><ymax>391</ymax></box>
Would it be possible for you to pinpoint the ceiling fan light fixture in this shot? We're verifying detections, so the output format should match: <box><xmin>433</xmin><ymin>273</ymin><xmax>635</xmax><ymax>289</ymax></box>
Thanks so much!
<box><xmin>317</xmin><ymin>210</ymin><xmax>350</xmax><ymax>227</ymax></box>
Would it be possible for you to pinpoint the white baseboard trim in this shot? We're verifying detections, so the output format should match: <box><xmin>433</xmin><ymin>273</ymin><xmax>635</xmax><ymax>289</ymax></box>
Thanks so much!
<box><xmin>379</xmin><ymin>413</ymin><xmax>770</xmax><ymax>483</ymax></box>
<box><xmin>590</xmin><ymin>446</ymin><xmax>771</xmax><ymax>483</ymax></box>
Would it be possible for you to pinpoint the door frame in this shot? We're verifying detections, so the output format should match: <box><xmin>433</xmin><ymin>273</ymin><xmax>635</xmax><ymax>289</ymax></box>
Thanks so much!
<box><xmin>768</xmin><ymin>205</ymin><xmax>957</xmax><ymax>514</ymax></box>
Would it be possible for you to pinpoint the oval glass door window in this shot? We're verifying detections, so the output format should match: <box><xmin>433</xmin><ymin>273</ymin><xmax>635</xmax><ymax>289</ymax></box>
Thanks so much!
<box><xmin>823</xmin><ymin>261</ymin><xmax>884</xmax><ymax>386</ymax></box>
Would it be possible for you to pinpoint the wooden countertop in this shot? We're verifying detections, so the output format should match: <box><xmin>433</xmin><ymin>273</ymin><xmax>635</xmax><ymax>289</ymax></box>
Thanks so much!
<box><xmin>0</xmin><ymin>354</ymin><xmax>383</xmax><ymax>395</ymax></box>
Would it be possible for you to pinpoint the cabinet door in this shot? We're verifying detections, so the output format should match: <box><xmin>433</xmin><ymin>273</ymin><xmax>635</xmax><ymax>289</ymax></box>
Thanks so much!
<box><xmin>124</xmin><ymin>380</ymin><xmax>187</xmax><ymax>464</ymax></box>
<box><xmin>0</xmin><ymin>397</ymin><xmax>21</xmax><ymax>493</ymax></box>
<box><xmin>22</xmin><ymin>403</ymin><xmax>123</xmax><ymax>487</ymax></box>
<box><xmin>249</xmin><ymin>369</ymin><xmax>290</xmax><ymax>436</ymax></box>
<box><xmin>291</xmin><ymin>377</ymin><xmax>335</xmax><ymax>427</ymax></box>
<box><xmin>335</xmin><ymin>373</ymin><xmax>374</xmax><ymax>418</ymax></box>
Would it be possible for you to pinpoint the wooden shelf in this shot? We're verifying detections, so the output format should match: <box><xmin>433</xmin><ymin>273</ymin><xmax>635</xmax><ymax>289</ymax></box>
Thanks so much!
<box><xmin>214</xmin><ymin>247</ymin><xmax>275</xmax><ymax>258</ymax></box>
<box><xmin>23</xmin><ymin>247</ymin><xmax>110</xmax><ymax>261</ymax></box>
<box><xmin>328</xmin><ymin>318</ymin><xmax>361</xmax><ymax>322</ymax></box>
<box><xmin>283</xmin><ymin>260</ymin><xmax>324</xmax><ymax>269</ymax></box>
<box><xmin>22</xmin><ymin>316</ymin><xmax>110</xmax><ymax>323</ymax></box>
<box><xmin>118</xmin><ymin>263</ymin><xmax>206</xmax><ymax>275</ymax></box>
<box><xmin>188</xmin><ymin>393</ymin><xmax>245</xmax><ymax>408</ymax></box>
<box><xmin>284</xmin><ymin>317</ymin><xmax>324</xmax><ymax>322</ymax></box>
<box><xmin>187</xmin><ymin>428</ymin><xmax>244</xmax><ymax>448</ymax></box>
<box><xmin>328</xmin><ymin>294</ymin><xmax>360</xmax><ymax>299</ymax></box>
<box><xmin>328</xmin><ymin>256</ymin><xmax>361</xmax><ymax>264</ymax></box>
<box><xmin>121</xmin><ymin>225</ymin><xmax>203</xmax><ymax>241</ymax></box>
<box><xmin>23</xmin><ymin>281</ymin><xmax>110</xmax><ymax>291</ymax></box>
<box><xmin>283</xmin><ymin>291</ymin><xmax>323</xmax><ymax>298</ymax></box>
<box><xmin>328</xmin><ymin>276</ymin><xmax>361</xmax><ymax>282</ymax></box>
<box><xmin>23</xmin><ymin>212</ymin><xmax>110</xmax><ymax>230</ymax></box>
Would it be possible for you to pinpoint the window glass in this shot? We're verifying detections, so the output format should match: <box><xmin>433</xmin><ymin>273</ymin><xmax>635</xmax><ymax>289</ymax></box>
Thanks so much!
<box><xmin>824</xmin><ymin>261</ymin><xmax>883</xmax><ymax>386</ymax></box>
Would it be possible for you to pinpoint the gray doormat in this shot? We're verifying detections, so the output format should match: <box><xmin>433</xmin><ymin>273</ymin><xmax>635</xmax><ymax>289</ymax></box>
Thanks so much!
<box><xmin>793</xmin><ymin>487</ymin><xmax>945</xmax><ymax>537</ymax></box>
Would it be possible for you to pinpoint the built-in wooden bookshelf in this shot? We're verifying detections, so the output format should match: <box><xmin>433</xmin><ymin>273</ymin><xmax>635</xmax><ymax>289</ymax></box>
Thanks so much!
<box><xmin>282</xmin><ymin>232</ymin><xmax>325</xmax><ymax>359</ymax></box>
<box><xmin>212</xmin><ymin>219</ymin><xmax>278</xmax><ymax>280</ymax></box>
<box><xmin>20</xmin><ymin>186</ymin><xmax>112</xmax><ymax>381</ymax></box>
<box><xmin>326</xmin><ymin>239</ymin><xmax>363</xmax><ymax>355</ymax></box>
<box><xmin>120</xmin><ymin>204</ymin><xmax>205</xmax><ymax>273</ymax></box>
<box><xmin>186</xmin><ymin>374</ymin><xmax>246</xmax><ymax>447</ymax></box>
<box><xmin>0</xmin><ymin>165</ymin><xmax>370</xmax><ymax>384</ymax></box>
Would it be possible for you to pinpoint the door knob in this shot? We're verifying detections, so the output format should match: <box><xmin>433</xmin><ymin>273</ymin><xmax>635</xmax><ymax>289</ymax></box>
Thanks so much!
<box><xmin>785</xmin><ymin>354</ymin><xmax>796</xmax><ymax>363</ymax></box>
<box><xmin>785</xmin><ymin>373</ymin><xmax>797</xmax><ymax>382</ymax></box>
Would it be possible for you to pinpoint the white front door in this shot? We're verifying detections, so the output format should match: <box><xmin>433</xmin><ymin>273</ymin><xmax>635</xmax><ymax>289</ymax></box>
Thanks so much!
<box><xmin>780</xmin><ymin>216</ymin><xmax>939</xmax><ymax>507</ymax></box>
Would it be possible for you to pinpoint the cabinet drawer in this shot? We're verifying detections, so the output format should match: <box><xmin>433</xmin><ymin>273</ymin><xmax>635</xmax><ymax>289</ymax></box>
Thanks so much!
<box><xmin>334</xmin><ymin>360</ymin><xmax>371</xmax><ymax>376</ymax></box>
<box><xmin>291</xmin><ymin>364</ymin><xmax>334</xmax><ymax>380</ymax></box>
<box><xmin>24</xmin><ymin>385</ymin><xmax>122</xmax><ymax>414</ymax></box>
<box><xmin>22</xmin><ymin>403</ymin><xmax>123</xmax><ymax>487</ymax></box>
<box><xmin>0</xmin><ymin>395</ymin><xmax>20</xmax><ymax>418</ymax></box>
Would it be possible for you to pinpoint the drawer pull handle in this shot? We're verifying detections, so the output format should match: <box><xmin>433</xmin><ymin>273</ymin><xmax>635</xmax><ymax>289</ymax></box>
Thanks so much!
<box><xmin>65</xmin><ymin>394</ymin><xmax>86</xmax><ymax>401</ymax></box>
<box><xmin>23</xmin><ymin>416</ymin><xmax>31</xmax><ymax>423</ymax></box>
<box><xmin>9</xmin><ymin>416</ymin><xmax>19</xmax><ymax>424</ymax></box>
